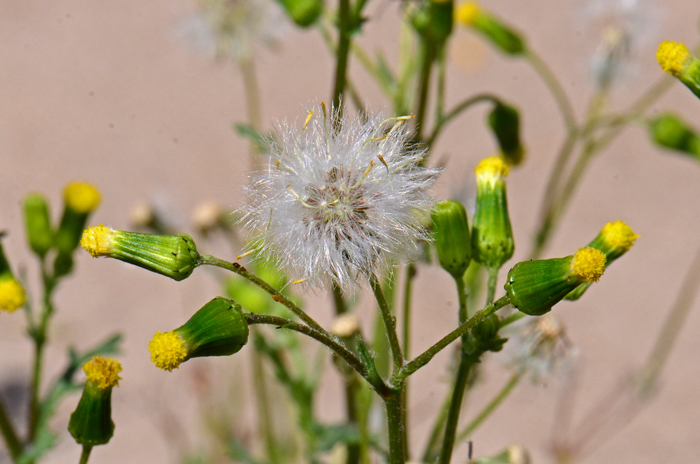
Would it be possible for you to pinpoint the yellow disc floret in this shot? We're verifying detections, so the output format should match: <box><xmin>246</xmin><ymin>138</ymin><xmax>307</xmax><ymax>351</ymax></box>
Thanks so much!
<box><xmin>656</xmin><ymin>41</ymin><xmax>691</xmax><ymax>77</ymax></box>
<box><xmin>475</xmin><ymin>156</ymin><xmax>510</xmax><ymax>186</ymax></box>
<box><xmin>0</xmin><ymin>277</ymin><xmax>26</xmax><ymax>313</ymax></box>
<box><xmin>601</xmin><ymin>221</ymin><xmax>639</xmax><ymax>252</ymax></box>
<box><xmin>80</xmin><ymin>225</ymin><xmax>116</xmax><ymax>258</ymax></box>
<box><xmin>149</xmin><ymin>331</ymin><xmax>188</xmax><ymax>371</ymax></box>
<box><xmin>571</xmin><ymin>247</ymin><xmax>606</xmax><ymax>283</ymax></box>
<box><xmin>64</xmin><ymin>181</ymin><xmax>101</xmax><ymax>214</ymax></box>
<box><xmin>83</xmin><ymin>356</ymin><xmax>122</xmax><ymax>390</ymax></box>
<box><xmin>456</xmin><ymin>1</ymin><xmax>481</xmax><ymax>26</ymax></box>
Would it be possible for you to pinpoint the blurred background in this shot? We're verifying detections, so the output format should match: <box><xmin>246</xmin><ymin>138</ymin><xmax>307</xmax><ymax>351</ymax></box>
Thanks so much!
<box><xmin>1</xmin><ymin>0</ymin><xmax>699</xmax><ymax>463</ymax></box>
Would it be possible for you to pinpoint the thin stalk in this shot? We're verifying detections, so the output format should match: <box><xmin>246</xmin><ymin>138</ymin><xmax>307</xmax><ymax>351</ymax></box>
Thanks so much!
<box><xmin>638</xmin><ymin>243</ymin><xmax>700</xmax><ymax>395</ymax></box>
<box><xmin>251</xmin><ymin>339</ymin><xmax>281</xmax><ymax>464</ymax></box>
<box><xmin>244</xmin><ymin>314</ymin><xmax>389</xmax><ymax>396</ymax></box>
<box><xmin>437</xmin><ymin>276</ymin><xmax>470</xmax><ymax>464</ymax></box>
<box><xmin>370</xmin><ymin>273</ymin><xmax>404</xmax><ymax>372</ymax></box>
<box><xmin>78</xmin><ymin>445</ymin><xmax>92</xmax><ymax>464</ymax></box>
<box><xmin>499</xmin><ymin>311</ymin><xmax>525</xmax><ymax>328</ymax></box>
<box><xmin>331</xmin><ymin>0</ymin><xmax>352</xmax><ymax>115</ymax></box>
<box><xmin>0</xmin><ymin>395</ymin><xmax>22</xmax><ymax>461</ymax></box>
<box><xmin>402</xmin><ymin>263</ymin><xmax>416</xmax><ymax>361</ymax></box>
<box><xmin>199</xmin><ymin>255</ymin><xmax>328</xmax><ymax>335</ymax></box>
<box><xmin>525</xmin><ymin>50</ymin><xmax>576</xmax><ymax>131</ymax></box>
<box><xmin>486</xmin><ymin>268</ymin><xmax>498</xmax><ymax>305</ymax></box>
<box><xmin>426</xmin><ymin>94</ymin><xmax>501</xmax><ymax>147</ymax></box>
<box><xmin>331</xmin><ymin>284</ymin><xmax>361</xmax><ymax>464</ymax></box>
<box><xmin>456</xmin><ymin>373</ymin><xmax>521</xmax><ymax>442</ymax></box>
<box><xmin>384</xmin><ymin>386</ymin><xmax>407</xmax><ymax>464</ymax></box>
<box><xmin>397</xmin><ymin>296</ymin><xmax>510</xmax><ymax>380</ymax></box>
<box><xmin>414</xmin><ymin>41</ymin><xmax>436</xmax><ymax>142</ymax></box>
<box><xmin>421</xmin><ymin>393</ymin><xmax>451</xmax><ymax>462</ymax></box>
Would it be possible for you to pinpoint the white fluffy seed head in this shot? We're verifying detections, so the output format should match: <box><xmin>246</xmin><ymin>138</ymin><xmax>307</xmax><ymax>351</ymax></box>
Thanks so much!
<box><xmin>242</xmin><ymin>104</ymin><xmax>440</xmax><ymax>292</ymax></box>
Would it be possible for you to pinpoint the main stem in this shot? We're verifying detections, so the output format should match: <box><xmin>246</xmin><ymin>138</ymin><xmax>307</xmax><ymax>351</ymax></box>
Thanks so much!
<box><xmin>384</xmin><ymin>385</ymin><xmax>407</xmax><ymax>464</ymax></box>
<box><xmin>0</xmin><ymin>396</ymin><xmax>22</xmax><ymax>461</ymax></box>
<box><xmin>29</xmin><ymin>268</ymin><xmax>55</xmax><ymax>441</ymax></box>
<box><xmin>414</xmin><ymin>41</ymin><xmax>436</xmax><ymax>142</ymax></box>
<box><xmin>331</xmin><ymin>0</ymin><xmax>352</xmax><ymax>115</ymax></box>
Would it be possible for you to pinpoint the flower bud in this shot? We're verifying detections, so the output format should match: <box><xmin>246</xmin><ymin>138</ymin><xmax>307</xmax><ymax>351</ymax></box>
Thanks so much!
<box><xmin>276</xmin><ymin>0</ymin><xmax>323</xmax><ymax>27</ymax></box>
<box><xmin>68</xmin><ymin>356</ymin><xmax>122</xmax><ymax>446</ymax></box>
<box><xmin>23</xmin><ymin>194</ymin><xmax>53</xmax><ymax>258</ymax></box>
<box><xmin>412</xmin><ymin>0</ymin><xmax>454</xmax><ymax>45</ymax></box>
<box><xmin>0</xmin><ymin>240</ymin><xmax>26</xmax><ymax>313</ymax></box>
<box><xmin>149</xmin><ymin>297</ymin><xmax>249</xmax><ymax>371</ymax></box>
<box><xmin>656</xmin><ymin>41</ymin><xmax>700</xmax><ymax>100</ymax></box>
<box><xmin>81</xmin><ymin>225</ymin><xmax>200</xmax><ymax>281</ymax></box>
<box><xmin>505</xmin><ymin>247</ymin><xmax>606</xmax><ymax>316</ymax></box>
<box><xmin>431</xmin><ymin>200</ymin><xmax>471</xmax><ymax>280</ymax></box>
<box><xmin>565</xmin><ymin>221</ymin><xmax>638</xmax><ymax>301</ymax></box>
<box><xmin>649</xmin><ymin>113</ymin><xmax>700</xmax><ymax>157</ymax></box>
<box><xmin>472</xmin><ymin>157</ymin><xmax>514</xmax><ymax>271</ymax></box>
<box><xmin>488</xmin><ymin>103</ymin><xmax>524</xmax><ymax>166</ymax></box>
<box><xmin>456</xmin><ymin>2</ymin><xmax>526</xmax><ymax>55</ymax></box>
<box><xmin>55</xmin><ymin>182</ymin><xmax>101</xmax><ymax>254</ymax></box>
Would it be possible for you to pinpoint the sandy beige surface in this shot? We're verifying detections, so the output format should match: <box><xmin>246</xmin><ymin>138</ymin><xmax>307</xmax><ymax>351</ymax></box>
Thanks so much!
<box><xmin>2</xmin><ymin>0</ymin><xmax>700</xmax><ymax>463</ymax></box>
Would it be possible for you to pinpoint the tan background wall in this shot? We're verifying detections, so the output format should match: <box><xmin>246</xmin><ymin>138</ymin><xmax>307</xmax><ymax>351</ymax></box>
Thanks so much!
<box><xmin>1</xmin><ymin>0</ymin><xmax>699</xmax><ymax>463</ymax></box>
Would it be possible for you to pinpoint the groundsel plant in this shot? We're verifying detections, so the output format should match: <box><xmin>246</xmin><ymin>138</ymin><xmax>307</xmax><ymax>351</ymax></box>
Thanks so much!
<box><xmin>243</xmin><ymin>104</ymin><xmax>440</xmax><ymax>291</ymax></box>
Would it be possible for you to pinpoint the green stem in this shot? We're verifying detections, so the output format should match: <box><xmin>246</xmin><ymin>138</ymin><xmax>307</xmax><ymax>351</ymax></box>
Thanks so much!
<box><xmin>199</xmin><ymin>254</ymin><xmax>327</xmax><ymax>335</ymax></box>
<box><xmin>397</xmin><ymin>296</ymin><xmax>510</xmax><ymax>381</ymax></box>
<box><xmin>78</xmin><ymin>445</ymin><xmax>92</xmax><ymax>464</ymax></box>
<box><xmin>499</xmin><ymin>311</ymin><xmax>525</xmax><ymax>328</ymax></box>
<box><xmin>402</xmin><ymin>264</ymin><xmax>416</xmax><ymax>360</ymax></box>
<box><xmin>437</xmin><ymin>276</ymin><xmax>470</xmax><ymax>464</ymax></box>
<box><xmin>331</xmin><ymin>0</ymin><xmax>352</xmax><ymax>115</ymax></box>
<box><xmin>486</xmin><ymin>268</ymin><xmax>498</xmax><ymax>305</ymax></box>
<box><xmin>525</xmin><ymin>50</ymin><xmax>576</xmax><ymax>131</ymax></box>
<box><xmin>384</xmin><ymin>386</ymin><xmax>407</xmax><ymax>464</ymax></box>
<box><xmin>637</xmin><ymin>243</ymin><xmax>700</xmax><ymax>395</ymax></box>
<box><xmin>426</xmin><ymin>94</ymin><xmax>501</xmax><ymax>147</ymax></box>
<box><xmin>0</xmin><ymin>395</ymin><xmax>22</xmax><ymax>461</ymax></box>
<box><xmin>414</xmin><ymin>40</ymin><xmax>436</xmax><ymax>142</ymax></box>
<box><xmin>239</xmin><ymin>57</ymin><xmax>263</xmax><ymax>170</ymax></box>
<box><xmin>456</xmin><ymin>373</ymin><xmax>521</xmax><ymax>441</ymax></box>
<box><xmin>370</xmin><ymin>273</ymin><xmax>404</xmax><ymax>372</ymax></box>
<box><xmin>244</xmin><ymin>314</ymin><xmax>388</xmax><ymax>396</ymax></box>
<box><xmin>421</xmin><ymin>392</ymin><xmax>451</xmax><ymax>463</ymax></box>
<box><xmin>251</xmin><ymin>337</ymin><xmax>281</xmax><ymax>464</ymax></box>
<box><xmin>331</xmin><ymin>284</ymin><xmax>361</xmax><ymax>464</ymax></box>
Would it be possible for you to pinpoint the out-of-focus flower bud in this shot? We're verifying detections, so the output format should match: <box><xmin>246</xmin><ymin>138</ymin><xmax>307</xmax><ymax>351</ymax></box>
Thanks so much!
<box><xmin>649</xmin><ymin>113</ymin><xmax>700</xmax><ymax>157</ymax></box>
<box><xmin>55</xmin><ymin>182</ymin><xmax>101</xmax><ymax>255</ymax></box>
<box><xmin>276</xmin><ymin>0</ymin><xmax>323</xmax><ymax>27</ymax></box>
<box><xmin>456</xmin><ymin>2</ymin><xmax>526</xmax><ymax>55</ymax></box>
<box><xmin>488</xmin><ymin>102</ymin><xmax>524</xmax><ymax>166</ymax></box>
<box><xmin>0</xmin><ymin>239</ymin><xmax>26</xmax><ymax>313</ymax></box>
<box><xmin>23</xmin><ymin>193</ymin><xmax>53</xmax><ymax>258</ymax></box>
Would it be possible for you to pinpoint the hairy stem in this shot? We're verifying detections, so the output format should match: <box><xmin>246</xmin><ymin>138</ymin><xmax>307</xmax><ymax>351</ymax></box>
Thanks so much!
<box><xmin>331</xmin><ymin>0</ymin><xmax>352</xmax><ymax>116</ymax></box>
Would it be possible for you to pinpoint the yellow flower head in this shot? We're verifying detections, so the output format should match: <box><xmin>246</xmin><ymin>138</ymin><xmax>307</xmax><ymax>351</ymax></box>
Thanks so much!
<box><xmin>83</xmin><ymin>356</ymin><xmax>122</xmax><ymax>390</ymax></box>
<box><xmin>601</xmin><ymin>221</ymin><xmax>639</xmax><ymax>253</ymax></box>
<box><xmin>64</xmin><ymin>181</ymin><xmax>101</xmax><ymax>214</ymax></box>
<box><xmin>656</xmin><ymin>41</ymin><xmax>691</xmax><ymax>77</ymax></box>
<box><xmin>456</xmin><ymin>1</ymin><xmax>481</xmax><ymax>26</ymax></box>
<box><xmin>80</xmin><ymin>225</ymin><xmax>116</xmax><ymax>258</ymax></box>
<box><xmin>149</xmin><ymin>331</ymin><xmax>188</xmax><ymax>371</ymax></box>
<box><xmin>475</xmin><ymin>156</ymin><xmax>510</xmax><ymax>187</ymax></box>
<box><xmin>571</xmin><ymin>247</ymin><xmax>606</xmax><ymax>283</ymax></box>
<box><xmin>0</xmin><ymin>277</ymin><xmax>26</xmax><ymax>313</ymax></box>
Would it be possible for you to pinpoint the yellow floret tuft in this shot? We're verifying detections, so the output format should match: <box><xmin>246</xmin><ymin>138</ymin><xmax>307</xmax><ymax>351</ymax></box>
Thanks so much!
<box><xmin>149</xmin><ymin>331</ymin><xmax>188</xmax><ymax>371</ymax></box>
<box><xmin>0</xmin><ymin>277</ymin><xmax>26</xmax><ymax>313</ymax></box>
<box><xmin>80</xmin><ymin>225</ymin><xmax>116</xmax><ymax>258</ymax></box>
<box><xmin>656</xmin><ymin>41</ymin><xmax>691</xmax><ymax>77</ymax></box>
<box><xmin>475</xmin><ymin>156</ymin><xmax>510</xmax><ymax>186</ymax></box>
<box><xmin>456</xmin><ymin>1</ymin><xmax>481</xmax><ymax>26</ymax></box>
<box><xmin>571</xmin><ymin>247</ymin><xmax>606</xmax><ymax>283</ymax></box>
<box><xmin>601</xmin><ymin>221</ymin><xmax>639</xmax><ymax>252</ymax></box>
<box><xmin>83</xmin><ymin>356</ymin><xmax>122</xmax><ymax>390</ymax></box>
<box><xmin>64</xmin><ymin>181</ymin><xmax>101</xmax><ymax>214</ymax></box>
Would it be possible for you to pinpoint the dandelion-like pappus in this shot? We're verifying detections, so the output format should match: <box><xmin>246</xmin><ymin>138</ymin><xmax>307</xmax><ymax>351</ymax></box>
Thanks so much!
<box><xmin>243</xmin><ymin>104</ymin><xmax>440</xmax><ymax>291</ymax></box>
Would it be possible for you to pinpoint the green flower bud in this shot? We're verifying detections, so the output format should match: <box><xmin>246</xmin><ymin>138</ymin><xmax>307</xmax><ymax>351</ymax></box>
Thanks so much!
<box><xmin>149</xmin><ymin>297</ymin><xmax>249</xmax><ymax>371</ymax></box>
<box><xmin>488</xmin><ymin>103</ymin><xmax>524</xmax><ymax>166</ymax></box>
<box><xmin>649</xmin><ymin>113</ymin><xmax>700</xmax><ymax>157</ymax></box>
<box><xmin>472</xmin><ymin>157</ymin><xmax>514</xmax><ymax>271</ymax></box>
<box><xmin>68</xmin><ymin>356</ymin><xmax>122</xmax><ymax>446</ymax></box>
<box><xmin>23</xmin><ymin>194</ymin><xmax>53</xmax><ymax>258</ymax></box>
<box><xmin>565</xmin><ymin>221</ymin><xmax>638</xmax><ymax>301</ymax></box>
<box><xmin>413</xmin><ymin>0</ymin><xmax>454</xmax><ymax>44</ymax></box>
<box><xmin>80</xmin><ymin>225</ymin><xmax>200</xmax><ymax>281</ymax></box>
<box><xmin>505</xmin><ymin>247</ymin><xmax>606</xmax><ymax>316</ymax></box>
<box><xmin>456</xmin><ymin>2</ymin><xmax>526</xmax><ymax>56</ymax></box>
<box><xmin>431</xmin><ymin>200</ymin><xmax>471</xmax><ymax>280</ymax></box>
<box><xmin>276</xmin><ymin>0</ymin><xmax>323</xmax><ymax>27</ymax></box>
<box><xmin>55</xmin><ymin>182</ymin><xmax>101</xmax><ymax>254</ymax></box>
<box><xmin>657</xmin><ymin>41</ymin><xmax>700</xmax><ymax>100</ymax></box>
